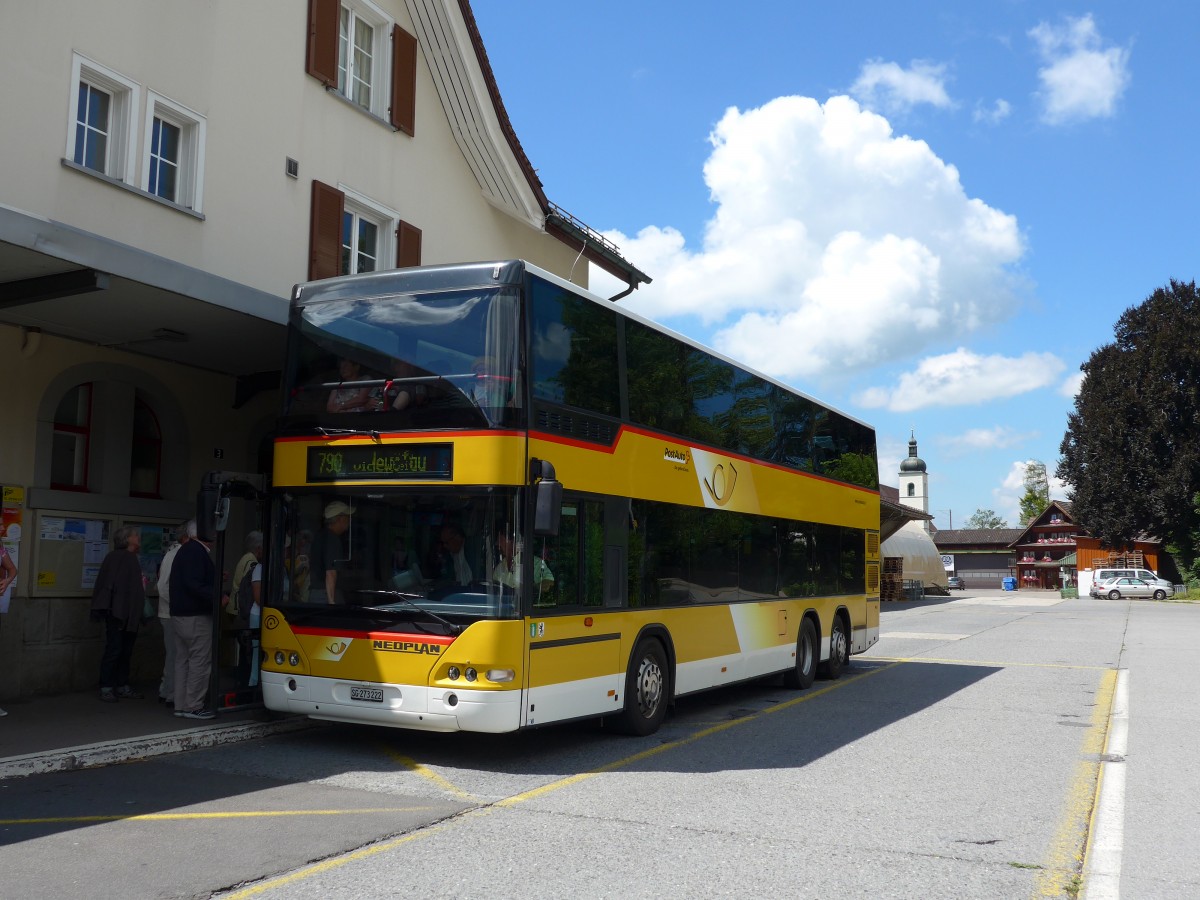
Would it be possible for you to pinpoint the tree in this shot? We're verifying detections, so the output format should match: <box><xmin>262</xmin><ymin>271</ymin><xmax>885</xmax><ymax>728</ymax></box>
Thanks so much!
<box><xmin>1058</xmin><ymin>280</ymin><xmax>1200</xmax><ymax>570</ymax></box>
<box><xmin>1018</xmin><ymin>461</ymin><xmax>1050</xmax><ymax>525</ymax></box>
<box><xmin>965</xmin><ymin>508</ymin><xmax>1008</xmax><ymax>529</ymax></box>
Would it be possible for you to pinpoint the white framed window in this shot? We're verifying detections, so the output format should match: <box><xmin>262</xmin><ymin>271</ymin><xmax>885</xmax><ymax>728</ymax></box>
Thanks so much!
<box><xmin>339</xmin><ymin>187</ymin><xmax>398</xmax><ymax>275</ymax></box>
<box><xmin>65</xmin><ymin>53</ymin><xmax>138</xmax><ymax>183</ymax></box>
<box><xmin>337</xmin><ymin>0</ymin><xmax>392</xmax><ymax>117</ymax></box>
<box><xmin>141</xmin><ymin>92</ymin><xmax>206</xmax><ymax>211</ymax></box>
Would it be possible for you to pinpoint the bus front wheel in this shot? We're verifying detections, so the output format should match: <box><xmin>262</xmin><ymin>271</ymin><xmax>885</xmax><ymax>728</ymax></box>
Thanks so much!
<box><xmin>819</xmin><ymin>615</ymin><xmax>848</xmax><ymax>680</ymax></box>
<box><xmin>783</xmin><ymin>618</ymin><xmax>817</xmax><ymax>690</ymax></box>
<box><xmin>612</xmin><ymin>639</ymin><xmax>668</xmax><ymax>736</ymax></box>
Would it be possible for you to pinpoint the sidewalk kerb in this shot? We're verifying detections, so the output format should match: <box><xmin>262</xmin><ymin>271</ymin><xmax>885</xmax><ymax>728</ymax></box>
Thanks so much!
<box><xmin>0</xmin><ymin>716</ymin><xmax>318</xmax><ymax>780</ymax></box>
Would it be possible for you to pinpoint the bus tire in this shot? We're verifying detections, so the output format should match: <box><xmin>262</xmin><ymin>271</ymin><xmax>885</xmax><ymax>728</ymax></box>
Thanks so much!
<box><xmin>612</xmin><ymin>639</ymin><xmax>669</xmax><ymax>736</ymax></box>
<box><xmin>783</xmin><ymin>617</ymin><xmax>817</xmax><ymax>690</ymax></box>
<box><xmin>819</xmin><ymin>614</ymin><xmax>848</xmax><ymax>680</ymax></box>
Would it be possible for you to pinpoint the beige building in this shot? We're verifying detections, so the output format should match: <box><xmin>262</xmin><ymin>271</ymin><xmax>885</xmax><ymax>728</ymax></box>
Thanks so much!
<box><xmin>0</xmin><ymin>0</ymin><xmax>645</xmax><ymax>699</ymax></box>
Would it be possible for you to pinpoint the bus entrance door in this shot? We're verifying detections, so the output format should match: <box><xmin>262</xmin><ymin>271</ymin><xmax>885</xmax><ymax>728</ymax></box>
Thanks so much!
<box><xmin>524</xmin><ymin>620</ymin><xmax>622</xmax><ymax>727</ymax></box>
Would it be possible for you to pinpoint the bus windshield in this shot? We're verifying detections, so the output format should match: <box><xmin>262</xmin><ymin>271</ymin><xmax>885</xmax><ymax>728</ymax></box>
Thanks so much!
<box><xmin>273</xmin><ymin>488</ymin><xmax>524</xmax><ymax>632</ymax></box>
<box><xmin>282</xmin><ymin>285</ymin><xmax>523</xmax><ymax>430</ymax></box>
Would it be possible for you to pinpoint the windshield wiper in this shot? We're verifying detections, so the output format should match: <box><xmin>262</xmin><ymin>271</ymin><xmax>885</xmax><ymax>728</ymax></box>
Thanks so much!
<box><xmin>354</xmin><ymin>590</ymin><xmax>463</xmax><ymax>635</ymax></box>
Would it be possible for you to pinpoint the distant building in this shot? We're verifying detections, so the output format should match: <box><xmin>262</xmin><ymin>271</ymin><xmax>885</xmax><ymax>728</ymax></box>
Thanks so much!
<box><xmin>933</xmin><ymin>528</ymin><xmax>1024</xmax><ymax>590</ymax></box>
<box><xmin>1009</xmin><ymin>500</ymin><xmax>1167</xmax><ymax>590</ymax></box>
<box><xmin>934</xmin><ymin>499</ymin><xmax>1170</xmax><ymax>590</ymax></box>
<box><xmin>881</xmin><ymin>433</ymin><xmax>947</xmax><ymax>592</ymax></box>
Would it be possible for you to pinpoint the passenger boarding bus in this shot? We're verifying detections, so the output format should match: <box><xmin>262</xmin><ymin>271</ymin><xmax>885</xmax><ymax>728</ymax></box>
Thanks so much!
<box><xmin>262</xmin><ymin>260</ymin><xmax>880</xmax><ymax>735</ymax></box>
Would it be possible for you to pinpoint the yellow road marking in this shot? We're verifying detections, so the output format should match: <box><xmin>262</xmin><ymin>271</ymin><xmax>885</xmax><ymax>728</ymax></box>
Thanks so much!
<box><xmin>1033</xmin><ymin>667</ymin><xmax>1117</xmax><ymax>898</ymax></box>
<box><xmin>382</xmin><ymin>748</ymin><xmax>479</xmax><ymax>801</ymax></box>
<box><xmin>223</xmin><ymin>817</ymin><xmax>467</xmax><ymax>899</ymax></box>
<box><xmin>223</xmin><ymin>665</ymin><xmax>896</xmax><ymax>896</ymax></box>
<box><xmin>0</xmin><ymin>808</ymin><xmax>436</xmax><ymax>826</ymax></box>
<box><xmin>497</xmin><ymin>664</ymin><xmax>896</xmax><ymax>807</ymax></box>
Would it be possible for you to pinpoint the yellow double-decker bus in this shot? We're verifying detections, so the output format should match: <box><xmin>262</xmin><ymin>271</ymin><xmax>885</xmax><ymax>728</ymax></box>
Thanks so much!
<box><xmin>262</xmin><ymin>260</ymin><xmax>879</xmax><ymax>735</ymax></box>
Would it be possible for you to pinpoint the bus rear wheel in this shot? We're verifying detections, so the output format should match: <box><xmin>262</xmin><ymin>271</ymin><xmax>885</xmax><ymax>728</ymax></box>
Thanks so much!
<box><xmin>612</xmin><ymin>639</ymin><xmax>668</xmax><ymax>736</ymax></box>
<box><xmin>819</xmin><ymin>615</ymin><xmax>848</xmax><ymax>680</ymax></box>
<box><xmin>783</xmin><ymin>618</ymin><xmax>817</xmax><ymax>690</ymax></box>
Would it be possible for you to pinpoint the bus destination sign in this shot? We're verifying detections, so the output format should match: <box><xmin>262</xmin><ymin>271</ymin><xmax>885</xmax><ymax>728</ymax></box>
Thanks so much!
<box><xmin>307</xmin><ymin>443</ymin><xmax>453</xmax><ymax>482</ymax></box>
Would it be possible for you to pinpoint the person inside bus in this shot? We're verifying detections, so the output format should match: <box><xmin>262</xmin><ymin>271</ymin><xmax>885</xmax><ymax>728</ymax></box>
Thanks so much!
<box><xmin>285</xmin><ymin>529</ymin><xmax>312</xmax><ymax>602</ymax></box>
<box><xmin>326</xmin><ymin>358</ymin><xmax>374</xmax><ymax>413</ymax></box>
<box><xmin>492</xmin><ymin>528</ymin><xmax>554</xmax><ymax>600</ymax></box>
<box><xmin>379</xmin><ymin>358</ymin><xmax>429</xmax><ymax>412</ymax></box>
<box><xmin>469</xmin><ymin>356</ymin><xmax>512</xmax><ymax>409</ymax></box>
<box><xmin>429</xmin><ymin>522</ymin><xmax>472</xmax><ymax>587</ymax></box>
<box><xmin>310</xmin><ymin>502</ymin><xmax>353</xmax><ymax>604</ymax></box>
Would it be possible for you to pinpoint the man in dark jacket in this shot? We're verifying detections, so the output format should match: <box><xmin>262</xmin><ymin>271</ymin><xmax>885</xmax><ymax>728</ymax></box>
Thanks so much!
<box><xmin>169</xmin><ymin>520</ymin><xmax>219</xmax><ymax>719</ymax></box>
<box><xmin>90</xmin><ymin>525</ymin><xmax>147</xmax><ymax>703</ymax></box>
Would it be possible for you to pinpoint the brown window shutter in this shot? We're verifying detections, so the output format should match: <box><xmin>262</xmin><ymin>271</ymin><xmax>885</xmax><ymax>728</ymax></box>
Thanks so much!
<box><xmin>391</xmin><ymin>26</ymin><xmax>417</xmax><ymax>135</ymax></box>
<box><xmin>309</xmin><ymin>180</ymin><xmax>345</xmax><ymax>280</ymax></box>
<box><xmin>396</xmin><ymin>220</ymin><xmax>422</xmax><ymax>268</ymax></box>
<box><xmin>306</xmin><ymin>0</ymin><xmax>339</xmax><ymax>87</ymax></box>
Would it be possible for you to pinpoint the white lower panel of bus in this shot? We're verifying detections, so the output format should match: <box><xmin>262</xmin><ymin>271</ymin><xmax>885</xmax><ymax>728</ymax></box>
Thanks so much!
<box><xmin>674</xmin><ymin>644</ymin><xmax>794</xmax><ymax>696</ymax></box>
<box><xmin>851</xmin><ymin>624</ymin><xmax>879</xmax><ymax>654</ymax></box>
<box><xmin>261</xmin><ymin>671</ymin><xmax>521</xmax><ymax>733</ymax></box>
<box><xmin>524</xmin><ymin>674</ymin><xmax>622</xmax><ymax>727</ymax></box>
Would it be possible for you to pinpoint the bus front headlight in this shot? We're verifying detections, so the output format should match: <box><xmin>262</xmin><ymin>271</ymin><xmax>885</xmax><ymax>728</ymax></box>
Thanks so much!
<box><xmin>486</xmin><ymin>668</ymin><xmax>515</xmax><ymax>683</ymax></box>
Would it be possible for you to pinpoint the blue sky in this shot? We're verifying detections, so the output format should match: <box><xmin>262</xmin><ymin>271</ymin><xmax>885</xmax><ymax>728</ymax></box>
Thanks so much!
<box><xmin>472</xmin><ymin>3</ymin><xmax>1198</xmax><ymax>530</ymax></box>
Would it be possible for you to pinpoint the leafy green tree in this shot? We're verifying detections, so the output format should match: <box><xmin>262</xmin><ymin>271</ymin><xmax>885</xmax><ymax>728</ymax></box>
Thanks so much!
<box><xmin>1058</xmin><ymin>280</ymin><xmax>1200</xmax><ymax>570</ymax></box>
<box><xmin>1018</xmin><ymin>461</ymin><xmax>1050</xmax><ymax>525</ymax></box>
<box><xmin>821</xmin><ymin>452</ymin><xmax>879</xmax><ymax>490</ymax></box>
<box><xmin>965</xmin><ymin>508</ymin><xmax>1008</xmax><ymax>529</ymax></box>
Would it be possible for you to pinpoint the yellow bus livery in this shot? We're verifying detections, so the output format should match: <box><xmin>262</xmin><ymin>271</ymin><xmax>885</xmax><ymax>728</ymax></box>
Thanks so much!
<box><xmin>260</xmin><ymin>260</ymin><xmax>879</xmax><ymax>735</ymax></box>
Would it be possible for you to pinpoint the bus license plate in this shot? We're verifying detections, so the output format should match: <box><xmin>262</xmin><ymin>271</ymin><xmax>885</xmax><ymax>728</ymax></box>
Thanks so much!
<box><xmin>350</xmin><ymin>686</ymin><xmax>384</xmax><ymax>703</ymax></box>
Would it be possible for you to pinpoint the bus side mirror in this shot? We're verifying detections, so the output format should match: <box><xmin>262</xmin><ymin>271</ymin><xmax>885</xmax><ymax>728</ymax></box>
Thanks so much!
<box><xmin>196</xmin><ymin>472</ymin><xmax>231</xmax><ymax>542</ymax></box>
<box><xmin>531</xmin><ymin>458</ymin><xmax>562</xmax><ymax>537</ymax></box>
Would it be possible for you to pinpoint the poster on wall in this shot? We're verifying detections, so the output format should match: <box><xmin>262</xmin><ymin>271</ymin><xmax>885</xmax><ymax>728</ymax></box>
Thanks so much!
<box><xmin>1</xmin><ymin>485</ymin><xmax>25</xmax><ymax>614</ymax></box>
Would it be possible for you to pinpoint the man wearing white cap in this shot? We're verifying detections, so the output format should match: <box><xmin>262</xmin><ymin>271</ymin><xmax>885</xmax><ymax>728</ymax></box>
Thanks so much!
<box><xmin>311</xmin><ymin>501</ymin><xmax>354</xmax><ymax>604</ymax></box>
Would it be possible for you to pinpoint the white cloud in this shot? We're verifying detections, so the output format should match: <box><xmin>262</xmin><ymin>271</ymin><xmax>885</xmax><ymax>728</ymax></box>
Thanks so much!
<box><xmin>973</xmin><ymin>98</ymin><xmax>1012</xmax><ymax>125</ymax></box>
<box><xmin>1029</xmin><ymin>14</ymin><xmax>1130</xmax><ymax>124</ymax></box>
<box><xmin>1059</xmin><ymin>370</ymin><xmax>1085</xmax><ymax>398</ymax></box>
<box><xmin>589</xmin><ymin>95</ymin><xmax>1024</xmax><ymax>383</ymax></box>
<box><xmin>876</xmin><ymin>434</ymin><xmax>911</xmax><ymax>484</ymax></box>
<box><xmin>855</xmin><ymin>348</ymin><xmax>1066</xmax><ymax>412</ymax></box>
<box><xmin>851</xmin><ymin>60</ymin><xmax>954</xmax><ymax>114</ymax></box>
<box><xmin>940</xmin><ymin>425</ymin><xmax>1038</xmax><ymax>455</ymax></box>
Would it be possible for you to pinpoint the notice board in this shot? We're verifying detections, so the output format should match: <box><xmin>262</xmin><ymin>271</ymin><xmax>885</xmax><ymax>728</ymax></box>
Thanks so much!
<box><xmin>33</xmin><ymin>512</ymin><xmax>114</xmax><ymax>597</ymax></box>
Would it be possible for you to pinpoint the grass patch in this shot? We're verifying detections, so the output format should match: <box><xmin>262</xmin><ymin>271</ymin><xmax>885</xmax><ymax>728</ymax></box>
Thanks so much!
<box><xmin>1008</xmin><ymin>861</ymin><xmax>1043</xmax><ymax>870</ymax></box>
<box><xmin>1162</xmin><ymin>588</ymin><xmax>1200</xmax><ymax>604</ymax></box>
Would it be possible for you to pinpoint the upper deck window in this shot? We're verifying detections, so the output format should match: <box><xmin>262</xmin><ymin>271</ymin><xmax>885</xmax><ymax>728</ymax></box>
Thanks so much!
<box><xmin>284</xmin><ymin>285</ymin><xmax>523</xmax><ymax>430</ymax></box>
<box><xmin>530</xmin><ymin>277</ymin><xmax>619</xmax><ymax>417</ymax></box>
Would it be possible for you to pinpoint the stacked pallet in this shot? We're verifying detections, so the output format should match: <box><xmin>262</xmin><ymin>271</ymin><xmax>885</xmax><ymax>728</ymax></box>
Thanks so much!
<box><xmin>881</xmin><ymin>557</ymin><xmax>903</xmax><ymax>601</ymax></box>
<box><xmin>1095</xmin><ymin>550</ymin><xmax>1144</xmax><ymax>569</ymax></box>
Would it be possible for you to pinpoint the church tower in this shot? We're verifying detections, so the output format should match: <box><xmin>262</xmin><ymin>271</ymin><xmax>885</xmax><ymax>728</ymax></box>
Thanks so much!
<box><xmin>899</xmin><ymin>432</ymin><xmax>930</xmax><ymax>532</ymax></box>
